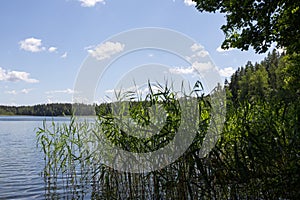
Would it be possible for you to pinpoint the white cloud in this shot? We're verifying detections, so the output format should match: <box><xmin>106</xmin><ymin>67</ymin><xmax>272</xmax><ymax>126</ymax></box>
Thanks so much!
<box><xmin>169</xmin><ymin>61</ymin><xmax>214</xmax><ymax>75</ymax></box>
<box><xmin>218</xmin><ymin>67</ymin><xmax>236</xmax><ymax>77</ymax></box>
<box><xmin>184</xmin><ymin>0</ymin><xmax>196</xmax><ymax>6</ymax></box>
<box><xmin>5</xmin><ymin>90</ymin><xmax>17</xmax><ymax>95</ymax></box>
<box><xmin>48</xmin><ymin>47</ymin><xmax>57</xmax><ymax>53</ymax></box>
<box><xmin>192</xmin><ymin>61</ymin><xmax>214</xmax><ymax>72</ymax></box>
<box><xmin>21</xmin><ymin>88</ymin><xmax>33</xmax><ymax>94</ymax></box>
<box><xmin>187</xmin><ymin>43</ymin><xmax>209</xmax><ymax>62</ymax></box>
<box><xmin>46</xmin><ymin>96</ymin><xmax>71</xmax><ymax>104</ymax></box>
<box><xmin>4</xmin><ymin>88</ymin><xmax>33</xmax><ymax>95</ymax></box>
<box><xmin>196</xmin><ymin>50</ymin><xmax>209</xmax><ymax>57</ymax></box>
<box><xmin>88</xmin><ymin>41</ymin><xmax>125</xmax><ymax>61</ymax></box>
<box><xmin>191</xmin><ymin>43</ymin><xmax>204</xmax><ymax>52</ymax></box>
<box><xmin>169</xmin><ymin>67</ymin><xmax>194</xmax><ymax>75</ymax></box>
<box><xmin>79</xmin><ymin>0</ymin><xmax>105</xmax><ymax>7</ymax></box>
<box><xmin>84</xmin><ymin>45</ymin><xmax>96</xmax><ymax>50</ymax></box>
<box><xmin>216</xmin><ymin>46</ymin><xmax>235</xmax><ymax>53</ymax></box>
<box><xmin>0</xmin><ymin>67</ymin><xmax>39</xmax><ymax>83</ymax></box>
<box><xmin>45</xmin><ymin>88</ymin><xmax>77</xmax><ymax>95</ymax></box>
<box><xmin>19</xmin><ymin>37</ymin><xmax>46</xmax><ymax>52</ymax></box>
<box><xmin>61</xmin><ymin>52</ymin><xmax>68</xmax><ymax>58</ymax></box>
<box><xmin>19</xmin><ymin>38</ymin><xmax>61</xmax><ymax>55</ymax></box>
<box><xmin>187</xmin><ymin>51</ymin><xmax>209</xmax><ymax>61</ymax></box>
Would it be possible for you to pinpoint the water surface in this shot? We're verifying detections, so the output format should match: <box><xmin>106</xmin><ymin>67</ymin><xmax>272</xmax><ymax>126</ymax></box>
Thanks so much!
<box><xmin>0</xmin><ymin>116</ymin><xmax>71</xmax><ymax>199</ymax></box>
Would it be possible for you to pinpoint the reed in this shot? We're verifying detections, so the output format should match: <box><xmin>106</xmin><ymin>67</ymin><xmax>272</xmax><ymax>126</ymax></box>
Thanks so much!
<box><xmin>37</xmin><ymin>81</ymin><xmax>300</xmax><ymax>199</ymax></box>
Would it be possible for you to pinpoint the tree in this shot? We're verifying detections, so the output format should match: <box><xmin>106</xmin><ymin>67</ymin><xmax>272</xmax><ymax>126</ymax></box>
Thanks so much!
<box><xmin>193</xmin><ymin>0</ymin><xmax>300</xmax><ymax>54</ymax></box>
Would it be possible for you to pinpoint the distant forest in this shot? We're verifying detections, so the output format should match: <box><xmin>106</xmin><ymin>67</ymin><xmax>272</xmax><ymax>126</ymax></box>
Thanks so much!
<box><xmin>0</xmin><ymin>103</ymin><xmax>97</xmax><ymax>116</ymax></box>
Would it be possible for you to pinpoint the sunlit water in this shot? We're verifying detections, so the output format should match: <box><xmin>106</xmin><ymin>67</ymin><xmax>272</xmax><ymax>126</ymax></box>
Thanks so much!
<box><xmin>0</xmin><ymin>116</ymin><xmax>73</xmax><ymax>199</ymax></box>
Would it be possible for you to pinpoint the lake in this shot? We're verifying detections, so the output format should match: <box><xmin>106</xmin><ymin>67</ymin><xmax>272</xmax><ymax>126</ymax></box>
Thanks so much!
<box><xmin>0</xmin><ymin>116</ymin><xmax>74</xmax><ymax>199</ymax></box>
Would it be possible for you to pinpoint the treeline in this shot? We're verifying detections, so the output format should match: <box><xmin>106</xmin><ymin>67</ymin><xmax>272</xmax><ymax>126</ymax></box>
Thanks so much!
<box><xmin>0</xmin><ymin>103</ymin><xmax>96</xmax><ymax>116</ymax></box>
<box><xmin>227</xmin><ymin>49</ymin><xmax>299</xmax><ymax>105</ymax></box>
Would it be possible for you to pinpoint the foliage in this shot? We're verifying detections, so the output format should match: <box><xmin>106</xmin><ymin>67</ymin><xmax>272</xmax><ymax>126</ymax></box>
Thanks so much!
<box><xmin>193</xmin><ymin>0</ymin><xmax>300</xmax><ymax>53</ymax></box>
<box><xmin>37</xmin><ymin>52</ymin><xmax>300</xmax><ymax>198</ymax></box>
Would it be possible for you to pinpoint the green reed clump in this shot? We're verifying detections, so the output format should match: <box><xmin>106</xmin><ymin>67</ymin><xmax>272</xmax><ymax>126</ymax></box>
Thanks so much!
<box><xmin>36</xmin><ymin>81</ymin><xmax>215</xmax><ymax>198</ymax></box>
<box><xmin>98</xmin><ymin>83</ymin><xmax>183</xmax><ymax>153</ymax></box>
<box><xmin>37</xmin><ymin>79</ymin><xmax>299</xmax><ymax>199</ymax></box>
<box><xmin>36</xmin><ymin>117</ymin><xmax>95</xmax><ymax>198</ymax></box>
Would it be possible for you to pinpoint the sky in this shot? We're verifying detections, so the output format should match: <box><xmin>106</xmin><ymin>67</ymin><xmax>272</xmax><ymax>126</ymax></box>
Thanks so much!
<box><xmin>0</xmin><ymin>0</ymin><xmax>272</xmax><ymax>106</ymax></box>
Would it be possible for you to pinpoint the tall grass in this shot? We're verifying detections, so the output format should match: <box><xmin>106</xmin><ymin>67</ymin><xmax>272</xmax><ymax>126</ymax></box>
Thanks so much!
<box><xmin>37</xmin><ymin>81</ymin><xmax>300</xmax><ymax>199</ymax></box>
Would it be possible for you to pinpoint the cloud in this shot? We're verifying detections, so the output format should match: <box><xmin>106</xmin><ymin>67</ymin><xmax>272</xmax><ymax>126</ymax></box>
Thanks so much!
<box><xmin>5</xmin><ymin>90</ymin><xmax>17</xmax><ymax>95</ymax></box>
<box><xmin>187</xmin><ymin>51</ymin><xmax>209</xmax><ymax>61</ymax></box>
<box><xmin>45</xmin><ymin>88</ymin><xmax>77</xmax><ymax>95</ymax></box>
<box><xmin>46</xmin><ymin>96</ymin><xmax>71</xmax><ymax>104</ymax></box>
<box><xmin>0</xmin><ymin>67</ymin><xmax>39</xmax><ymax>83</ymax></box>
<box><xmin>169</xmin><ymin>67</ymin><xmax>194</xmax><ymax>75</ymax></box>
<box><xmin>192</xmin><ymin>61</ymin><xmax>214</xmax><ymax>72</ymax></box>
<box><xmin>218</xmin><ymin>67</ymin><xmax>236</xmax><ymax>77</ymax></box>
<box><xmin>88</xmin><ymin>41</ymin><xmax>125</xmax><ymax>61</ymax></box>
<box><xmin>19</xmin><ymin>37</ymin><xmax>46</xmax><ymax>52</ymax></box>
<box><xmin>84</xmin><ymin>45</ymin><xmax>96</xmax><ymax>50</ymax></box>
<box><xmin>19</xmin><ymin>38</ymin><xmax>61</xmax><ymax>55</ymax></box>
<box><xmin>79</xmin><ymin>0</ymin><xmax>105</xmax><ymax>7</ymax></box>
<box><xmin>61</xmin><ymin>52</ymin><xmax>68</xmax><ymax>58</ymax></box>
<box><xmin>5</xmin><ymin>88</ymin><xmax>33</xmax><ymax>95</ymax></box>
<box><xmin>184</xmin><ymin>0</ymin><xmax>196</xmax><ymax>6</ymax></box>
<box><xmin>169</xmin><ymin>61</ymin><xmax>214</xmax><ymax>75</ymax></box>
<box><xmin>216</xmin><ymin>46</ymin><xmax>235</xmax><ymax>53</ymax></box>
<box><xmin>105</xmin><ymin>86</ymin><xmax>138</xmax><ymax>95</ymax></box>
<box><xmin>105</xmin><ymin>85</ymin><xmax>163</xmax><ymax>99</ymax></box>
<box><xmin>191</xmin><ymin>43</ymin><xmax>204</xmax><ymax>52</ymax></box>
<box><xmin>187</xmin><ymin>43</ymin><xmax>210</xmax><ymax>62</ymax></box>
<box><xmin>48</xmin><ymin>47</ymin><xmax>57</xmax><ymax>53</ymax></box>
<box><xmin>21</xmin><ymin>88</ymin><xmax>33</xmax><ymax>94</ymax></box>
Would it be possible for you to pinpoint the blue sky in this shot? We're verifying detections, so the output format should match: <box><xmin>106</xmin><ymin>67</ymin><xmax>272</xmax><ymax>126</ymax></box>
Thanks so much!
<box><xmin>0</xmin><ymin>0</ymin><xmax>271</xmax><ymax>105</ymax></box>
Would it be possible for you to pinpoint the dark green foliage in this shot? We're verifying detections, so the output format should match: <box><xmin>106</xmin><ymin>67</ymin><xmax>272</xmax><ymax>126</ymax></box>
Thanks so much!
<box><xmin>193</xmin><ymin>0</ymin><xmax>300</xmax><ymax>54</ymax></box>
<box><xmin>228</xmin><ymin>49</ymin><xmax>286</xmax><ymax>105</ymax></box>
<box><xmin>221</xmin><ymin>51</ymin><xmax>300</xmax><ymax>198</ymax></box>
<box><xmin>217</xmin><ymin>100</ymin><xmax>300</xmax><ymax>199</ymax></box>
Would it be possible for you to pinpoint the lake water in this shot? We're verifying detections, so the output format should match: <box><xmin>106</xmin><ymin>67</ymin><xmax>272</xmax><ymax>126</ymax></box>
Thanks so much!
<box><xmin>0</xmin><ymin>116</ymin><xmax>72</xmax><ymax>199</ymax></box>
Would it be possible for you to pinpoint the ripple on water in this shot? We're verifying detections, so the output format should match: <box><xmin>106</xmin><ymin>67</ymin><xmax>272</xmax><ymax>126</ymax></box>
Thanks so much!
<box><xmin>0</xmin><ymin>117</ymin><xmax>93</xmax><ymax>199</ymax></box>
<box><xmin>0</xmin><ymin>119</ymin><xmax>46</xmax><ymax>200</ymax></box>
